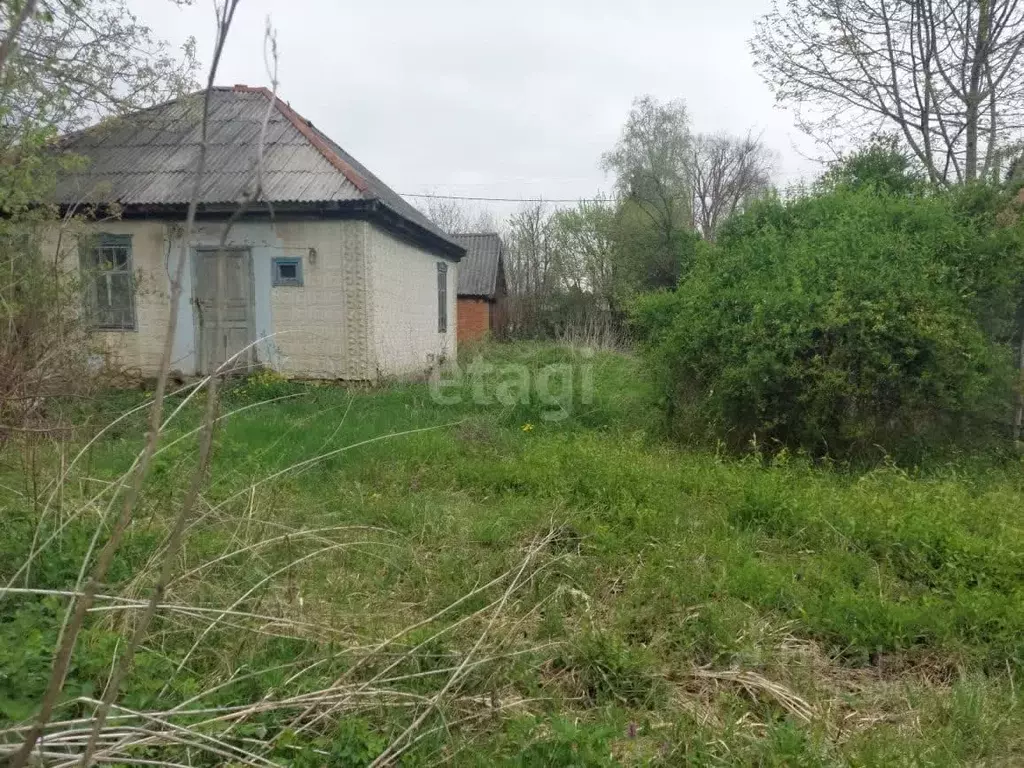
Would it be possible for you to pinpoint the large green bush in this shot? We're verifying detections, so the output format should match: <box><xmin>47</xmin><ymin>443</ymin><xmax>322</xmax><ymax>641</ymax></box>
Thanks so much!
<box><xmin>634</xmin><ymin>185</ymin><xmax>1024</xmax><ymax>458</ymax></box>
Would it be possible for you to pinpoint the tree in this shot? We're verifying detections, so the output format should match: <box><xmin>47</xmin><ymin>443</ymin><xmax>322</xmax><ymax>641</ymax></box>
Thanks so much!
<box><xmin>423</xmin><ymin>197</ymin><xmax>469</xmax><ymax>234</ymax></box>
<box><xmin>601</xmin><ymin>96</ymin><xmax>692</xmax><ymax>266</ymax></box>
<box><xmin>817</xmin><ymin>135</ymin><xmax>925</xmax><ymax>195</ymax></box>
<box><xmin>421</xmin><ymin>195</ymin><xmax>498</xmax><ymax>235</ymax></box>
<box><xmin>751</xmin><ymin>0</ymin><xmax>1024</xmax><ymax>184</ymax></box>
<box><xmin>502</xmin><ymin>202</ymin><xmax>555</xmax><ymax>336</ymax></box>
<box><xmin>0</xmin><ymin>1</ymin><xmax>198</xmax><ymax>442</ymax></box>
<box><xmin>0</xmin><ymin>0</ymin><xmax>198</xmax><ymax>135</ymax></box>
<box><xmin>690</xmin><ymin>132</ymin><xmax>774</xmax><ymax>240</ymax></box>
<box><xmin>505</xmin><ymin>202</ymin><xmax>554</xmax><ymax>298</ymax></box>
<box><xmin>547</xmin><ymin>197</ymin><xmax>617</xmax><ymax>303</ymax></box>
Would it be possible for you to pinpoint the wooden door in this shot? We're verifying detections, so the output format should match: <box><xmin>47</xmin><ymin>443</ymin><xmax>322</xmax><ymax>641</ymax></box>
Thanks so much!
<box><xmin>194</xmin><ymin>248</ymin><xmax>255</xmax><ymax>375</ymax></box>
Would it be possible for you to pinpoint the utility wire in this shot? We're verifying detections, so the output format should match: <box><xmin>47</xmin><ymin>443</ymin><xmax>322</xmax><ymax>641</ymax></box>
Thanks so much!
<box><xmin>400</xmin><ymin>191</ymin><xmax>613</xmax><ymax>204</ymax></box>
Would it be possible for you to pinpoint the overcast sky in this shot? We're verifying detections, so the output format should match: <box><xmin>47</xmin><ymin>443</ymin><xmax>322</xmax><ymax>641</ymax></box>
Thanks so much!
<box><xmin>134</xmin><ymin>0</ymin><xmax>820</xmax><ymax>220</ymax></box>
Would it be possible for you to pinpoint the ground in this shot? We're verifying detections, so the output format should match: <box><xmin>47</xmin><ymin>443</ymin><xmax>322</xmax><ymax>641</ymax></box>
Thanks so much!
<box><xmin>1</xmin><ymin>342</ymin><xmax>1022</xmax><ymax>765</ymax></box>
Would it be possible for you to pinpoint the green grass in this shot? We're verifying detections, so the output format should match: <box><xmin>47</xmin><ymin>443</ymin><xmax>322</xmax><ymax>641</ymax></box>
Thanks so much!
<box><xmin>1</xmin><ymin>341</ymin><xmax>1023</xmax><ymax>765</ymax></box>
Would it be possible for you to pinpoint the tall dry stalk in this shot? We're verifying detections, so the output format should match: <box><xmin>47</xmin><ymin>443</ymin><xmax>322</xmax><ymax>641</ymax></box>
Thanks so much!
<box><xmin>77</xmin><ymin>14</ymin><xmax>280</xmax><ymax>766</ymax></box>
<box><xmin>9</xmin><ymin>3</ymin><xmax>242</xmax><ymax>765</ymax></box>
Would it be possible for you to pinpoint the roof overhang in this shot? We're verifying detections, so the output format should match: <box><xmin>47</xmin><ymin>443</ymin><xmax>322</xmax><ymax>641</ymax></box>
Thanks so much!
<box><xmin>63</xmin><ymin>199</ymin><xmax>466</xmax><ymax>261</ymax></box>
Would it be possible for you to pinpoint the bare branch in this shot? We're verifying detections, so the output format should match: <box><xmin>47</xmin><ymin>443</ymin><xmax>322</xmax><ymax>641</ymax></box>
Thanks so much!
<box><xmin>751</xmin><ymin>0</ymin><xmax>1024</xmax><ymax>183</ymax></box>
<box><xmin>690</xmin><ymin>132</ymin><xmax>775</xmax><ymax>240</ymax></box>
<box><xmin>0</xmin><ymin>0</ymin><xmax>38</xmax><ymax>77</ymax></box>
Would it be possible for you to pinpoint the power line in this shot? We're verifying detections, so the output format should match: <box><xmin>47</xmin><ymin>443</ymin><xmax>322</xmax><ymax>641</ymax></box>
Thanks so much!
<box><xmin>400</xmin><ymin>191</ymin><xmax>613</xmax><ymax>204</ymax></box>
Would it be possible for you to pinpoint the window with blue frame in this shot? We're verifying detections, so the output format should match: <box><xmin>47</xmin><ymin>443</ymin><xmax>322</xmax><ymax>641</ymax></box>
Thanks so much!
<box><xmin>272</xmin><ymin>257</ymin><xmax>303</xmax><ymax>286</ymax></box>
<box><xmin>80</xmin><ymin>233</ymin><xmax>135</xmax><ymax>330</ymax></box>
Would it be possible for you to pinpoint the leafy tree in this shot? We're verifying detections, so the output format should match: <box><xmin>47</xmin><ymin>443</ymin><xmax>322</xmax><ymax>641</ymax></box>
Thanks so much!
<box><xmin>0</xmin><ymin>0</ymin><xmax>198</xmax><ymax>439</ymax></box>
<box><xmin>548</xmin><ymin>197</ymin><xmax>617</xmax><ymax>304</ymax></box>
<box><xmin>601</xmin><ymin>96</ymin><xmax>694</xmax><ymax>289</ymax></box>
<box><xmin>0</xmin><ymin>0</ymin><xmax>197</xmax><ymax>135</ymax></box>
<box><xmin>612</xmin><ymin>197</ymin><xmax>699</xmax><ymax>293</ymax></box>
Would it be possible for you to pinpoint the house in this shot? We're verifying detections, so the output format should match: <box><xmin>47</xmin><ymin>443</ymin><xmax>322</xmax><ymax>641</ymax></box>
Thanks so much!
<box><xmin>451</xmin><ymin>233</ymin><xmax>507</xmax><ymax>342</ymax></box>
<box><xmin>54</xmin><ymin>85</ymin><xmax>465</xmax><ymax>380</ymax></box>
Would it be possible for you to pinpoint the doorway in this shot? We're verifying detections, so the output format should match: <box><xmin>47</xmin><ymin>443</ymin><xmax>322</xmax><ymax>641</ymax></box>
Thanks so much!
<box><xmin>193</xmin><ymin>247</ymin><xmax>256</xmax><ymax>375</ymax></box>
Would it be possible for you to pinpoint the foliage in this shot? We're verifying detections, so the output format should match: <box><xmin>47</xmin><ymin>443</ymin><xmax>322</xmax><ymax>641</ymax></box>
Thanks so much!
<box><xmin>817</xmin><ymin>136</ymin><xmax>925</xmax><ymax>196</ymax></box>
<box><xmin>634</xmin><ymin>182</ymin><xmax>1024</xmax><ymax>459</ymax></box>
<box><xmin>0</xmin><ymin>0</ymin><xmax>198</xmax><ymax>135</ymax></box>
<box><xmin>0</xmin><ymin>0</ymin><xmax>198</xmax><ymax>446</ymax></box>
<box><xmin>600</xmin><ymin>95</ymin><xmax>696</xmax><ymax>296</ymax></box>
<box><xmin>601</xmin><ymin>95</ymin><xmax>692</xmax><ymax>228</ymax></box>
<box><xmin>492</xmin><ymin>99</ymin><xmax>777</xmax><ymax>342</ymax></box>
<box><xmin>548</xmin><ymin>198</ymin><xmax>618</xmax><ymax>308</ymax></box>
<box><xmin>1</xmin><ymin>342</ymin><xmax>1023</xmax><ymax>763</ymax></box>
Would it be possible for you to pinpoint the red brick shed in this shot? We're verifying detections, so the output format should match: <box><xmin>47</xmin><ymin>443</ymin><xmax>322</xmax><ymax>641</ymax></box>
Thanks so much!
<box><xmin>451</xmin><ymin>233</ymin><xmax>507</xmax><ymax>343</ymax></box>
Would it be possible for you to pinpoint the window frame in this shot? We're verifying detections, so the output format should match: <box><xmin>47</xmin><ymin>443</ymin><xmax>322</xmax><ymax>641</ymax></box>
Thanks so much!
<box><xmin>437</xmin><ymin>262</ymin><xmax>448</xmax><ymax>333</ymax></box>
<box><xmin>272</xmin><ymin>257</ymin><xmax>303</xmax><ymax>287</ymax></box>
<box><xmin>81</xmin><ymin>233</ymin><xmax>136</xmax><ymax>331</ymax></box>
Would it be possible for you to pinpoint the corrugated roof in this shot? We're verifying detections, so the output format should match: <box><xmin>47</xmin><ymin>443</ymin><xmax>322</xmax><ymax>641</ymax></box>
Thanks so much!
<box><xmin>452</xmin><ymin>232</ymin><xmax>503</xmax><ymax>298</ymax></box>
<box><xmin>55</xmin><ymin>86</ymin><xmax>461</xmax><ymax>252</ymax></box>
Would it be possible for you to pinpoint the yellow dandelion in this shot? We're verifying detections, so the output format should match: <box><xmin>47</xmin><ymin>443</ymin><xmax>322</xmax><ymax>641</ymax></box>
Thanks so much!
<box><xmin>521</xmin><ymin>423</ymin><xmax>534</xmax><ymax>432</ymax></box>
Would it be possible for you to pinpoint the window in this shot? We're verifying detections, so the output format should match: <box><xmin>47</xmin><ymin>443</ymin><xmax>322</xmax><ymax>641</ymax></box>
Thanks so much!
<box><xmin>272</xmin><ymin>257</ymin><xmax>303</xmax><ymax>286</ymax></box>
<box><xmin>437</xmin><ymin>262</ymin><xmax>448</xmax><ymax>333</ymax></box>
<box><xmin>81</xmin><ymin>233</ymin><xmax>135</xmax><ymax>330</ymax></box>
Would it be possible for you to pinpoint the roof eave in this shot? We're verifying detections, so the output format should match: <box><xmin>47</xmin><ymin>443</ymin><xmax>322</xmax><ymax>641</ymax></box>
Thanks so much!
<box><xmin>457</xmin><ymin>292</ymin><xmax>497</xmax><ymax>301</ymax></box>
<box><xmin>70</xmin><ymin>199</ymin><xmax>468</xmax><ymax>260</ymax></box>
<box><xmin>367</xmin><ymin>200</ymin><xmax>466</xmax><ymax>260</ymax></box>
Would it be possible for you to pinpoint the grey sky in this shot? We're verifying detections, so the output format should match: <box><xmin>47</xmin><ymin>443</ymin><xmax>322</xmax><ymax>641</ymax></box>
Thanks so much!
<box><xmin>134</xmin><ymin>0</ymin><xmax>820</xmax><ymax>220</ymax></box>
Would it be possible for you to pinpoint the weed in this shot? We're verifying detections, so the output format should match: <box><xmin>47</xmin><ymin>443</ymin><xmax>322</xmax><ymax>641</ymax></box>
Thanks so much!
<box><xmin>0</xmin><ymin>342</ymin><xmax>1021</xmax><ymax>764</ymax></box>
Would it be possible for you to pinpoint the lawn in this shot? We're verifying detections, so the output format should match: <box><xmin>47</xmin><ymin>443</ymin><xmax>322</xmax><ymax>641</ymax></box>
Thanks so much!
<box><xmin>1</xmin><ymin>342</ymin><xmax>1022</xmax><ymax>766</ymax></box>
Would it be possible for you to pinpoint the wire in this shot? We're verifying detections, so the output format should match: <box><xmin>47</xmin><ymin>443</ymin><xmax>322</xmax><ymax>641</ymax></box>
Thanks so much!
<box><xmin>399</xmin><ymin>191</ymin><xmax>613</xmax><ymax>204</ymax></box>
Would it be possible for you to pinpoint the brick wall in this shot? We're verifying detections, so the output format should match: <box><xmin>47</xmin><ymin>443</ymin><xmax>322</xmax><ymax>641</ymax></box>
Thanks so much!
<box><xmin>75</xmin><ymin>220</ymin><xmax>173</xmax><ymax>375</ymax></box>
<box><xmin>264</xmin><ymin>220</ymin><xmax>369</xmax><ymax>379</ymax></box>
<box><xmin>75</xmin><ymin>217</ymin><xmax>458</xmax><ymax>380</ymax></box>
<box><xmin>457</xmin><ymin>297</ymin><xmax>492</xmax><ymax>343</ymax></box>
<box><xmin>366</xmin><ymin>224</ymin><xmax>457</xmax><ymax>376</ymax></box>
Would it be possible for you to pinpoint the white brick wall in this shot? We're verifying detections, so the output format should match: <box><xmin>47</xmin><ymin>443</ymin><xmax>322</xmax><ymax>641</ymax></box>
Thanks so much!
<box><xmin>264</xmin><ymin>220</ymin><xmax>368</xmax><ymax>379</ymax></box>
<box><xmin>366</xmin><ymin>225</ymin><xmax>457</xmax><ymax>377</ymax></box>
<box><xmin>73</xmin><ymin>217</ymin><xmax>455</xmax><ymax>380</ymax></box>
<box><xmin>78</xmin><ymin>220</ymin><xmax>173</xmax><ymax>375</ymax></box>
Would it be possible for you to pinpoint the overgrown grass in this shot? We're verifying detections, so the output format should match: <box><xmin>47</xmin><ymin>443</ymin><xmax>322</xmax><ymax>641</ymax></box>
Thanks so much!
<box><xmin>1</xmin><ymin>341</ymin><xmax>1022</xmax><ymax>765</ymax></box>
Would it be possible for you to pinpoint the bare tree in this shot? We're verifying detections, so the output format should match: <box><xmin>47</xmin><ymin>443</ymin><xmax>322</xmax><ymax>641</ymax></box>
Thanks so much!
<box><xmin>690</xmin><ymin>132</ymin><xmax>775</xmax><ymax>240</ymax></box>
<box><xmin>422</xmin><ymin>195</ymin><xmax>499</xmax><ymax>235</ymax></box>
<box><xmin>751</xmin><ymin>0</ymin><xmax>1024</xmax><ymax>184</ymax></box>
<box><xmin>502</xmin><ymin>202</ymin><xmax>557</xmax><ymax>335</ymax></box>
<box><xmin>505</xmin><ymin>202</ymin><xmax>554</xmax><ymax>298</ymax></box>
<box><xmin>423</xmin><ymin>196</ymin><xmax>470</xmax><ymax>234</ymax></box>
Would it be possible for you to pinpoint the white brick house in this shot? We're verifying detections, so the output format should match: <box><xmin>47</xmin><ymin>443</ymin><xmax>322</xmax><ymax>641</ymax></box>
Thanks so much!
<box><xmin>55</xmin><ymin>86</ymin><xmax>464</xmax><ymax>379</ymax></box>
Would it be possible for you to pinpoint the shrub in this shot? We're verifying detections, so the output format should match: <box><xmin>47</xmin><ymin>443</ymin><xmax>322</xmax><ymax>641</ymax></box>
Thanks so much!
<box><xmin>634</xmin><ymin>186</ymin><xmax>1024</xmax><ymax>459</ymax></box>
